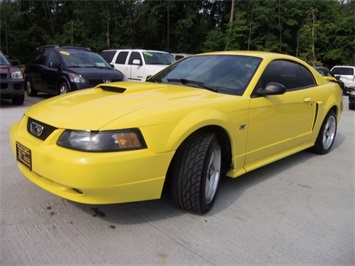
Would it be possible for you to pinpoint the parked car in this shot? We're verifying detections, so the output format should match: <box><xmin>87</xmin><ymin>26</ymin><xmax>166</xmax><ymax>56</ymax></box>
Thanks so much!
<box><xmin>313</xmin><ymin>66</ymin><xmax>346</xmax><ymax>94</ymax></box>
<box><xmin>24</xmin><ymin>45</ymin><xmax>124</xmax><ymax>96</ymax></box>
<box><xmin>330</xmin><ymin>65</ymin><xmax>355</xmax><ymax>95</ymax></box>
<box><xmin>100</xmin><ymin>49</ymin><xmax>175</xmax><ymax>81</ymax></box>
<box><xmin>0</xmin><ymin>51</ymin><xmax>25</xmax><ymax>105</ymax></box>
<box><xmin>10</xmin><ymin>51</ymin><xmax>343</xmax><ymax>214</ymax></box>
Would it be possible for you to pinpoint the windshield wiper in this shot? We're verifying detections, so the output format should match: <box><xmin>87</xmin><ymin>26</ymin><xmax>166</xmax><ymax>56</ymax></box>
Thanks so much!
<box><xmin>167</xmin><ymin>78</ymin><xmax>218</xmax><ymax>92</ymax></box>
<box><xmin>146</xmin><ymin>78</ymin><xmax>162</xmax><ymax>83</ymax></box>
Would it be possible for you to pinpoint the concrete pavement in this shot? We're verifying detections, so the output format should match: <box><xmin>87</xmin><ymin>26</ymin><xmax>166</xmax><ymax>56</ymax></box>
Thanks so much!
<box><xmin>1</xmin><ymin>95</ymin><xmax>354</xmax><ymax>265</ymax></box>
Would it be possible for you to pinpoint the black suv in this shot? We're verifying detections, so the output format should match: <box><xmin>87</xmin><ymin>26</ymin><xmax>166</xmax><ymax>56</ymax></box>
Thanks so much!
<box><xmin>0</xmin><ymin>51</ymin><xmax>25</xmax><ymax>105</ymax></box>
<box><xmin>25</xmin><ymin>45</ymin><xmax>124</xmax><ymax>96</ymax></box>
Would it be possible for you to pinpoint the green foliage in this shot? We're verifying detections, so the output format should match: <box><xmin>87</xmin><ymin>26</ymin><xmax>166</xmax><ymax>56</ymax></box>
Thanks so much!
<box><xmin>0</xmin><ymin>0</ymin><xmax>353</xmax><ymax>67</ymax></box>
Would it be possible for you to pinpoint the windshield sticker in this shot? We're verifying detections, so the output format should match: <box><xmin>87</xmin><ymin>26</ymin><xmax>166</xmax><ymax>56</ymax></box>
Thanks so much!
<box><xmin>143</xmin><ymin>52</ymin><xmax>153</xmax><ymax>57</ymax></box>
<box><xmin>60</xmin><ymin>51</ymin><xmax>70</xmax><ymax>56</ymax></box>
<box><xmin>96</xmin><ymin>63</ymin><xmax>106</xmax><ymax>67</ymax></box>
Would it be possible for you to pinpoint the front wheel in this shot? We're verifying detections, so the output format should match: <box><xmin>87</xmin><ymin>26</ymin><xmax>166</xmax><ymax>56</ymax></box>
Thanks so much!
<box><xmin>58</xmin><ymin>81</ymin><xmax>70</xmax><ymax>95</ymax></box>
<box><xmin>169</xmin><ymin>131</ymin><xmax>222</xmax><ymax>214</ymax></box>
<box><xmin>312</xmin><ymin>110</ymin><xmax>337</xmax><ymax>154</ymax></box>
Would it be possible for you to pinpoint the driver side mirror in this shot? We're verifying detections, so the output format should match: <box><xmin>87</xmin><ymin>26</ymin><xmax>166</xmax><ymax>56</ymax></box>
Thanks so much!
<box><xmin>132</xmin><ymin>59</ymin><xmax>142</xmax><ymax>66</ymax></box>
<box><xmin>254</xmin><ymin>82</ymin><xmax>286</xmax><ymax>96</ymax></box>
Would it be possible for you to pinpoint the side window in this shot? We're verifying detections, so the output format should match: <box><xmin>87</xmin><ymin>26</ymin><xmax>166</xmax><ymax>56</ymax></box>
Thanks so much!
<box><xmin>115</xmin><ymin>51</ymin><xmax>128</xmax><ymax>64</ymax></box>
<box><xmin>128</xmin><ymin>52</ymin><xmax>142</xmax><ymax>65</ymax></box>
<box><xmin>46</xmin><ymin>51</ymin><xmax>60</xmax><ymax>65</ymax></box>
<box><xmin>257</xmin><ymin>60</ymin><xmax>316</xmax><ymax>91</ymax></box>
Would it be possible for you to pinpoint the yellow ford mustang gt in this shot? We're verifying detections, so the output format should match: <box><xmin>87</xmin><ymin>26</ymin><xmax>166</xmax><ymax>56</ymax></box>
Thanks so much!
<box><xmin>10</xmin><ymin>51</ymin><xmax>343</xmax><ymax>214</ymax></box>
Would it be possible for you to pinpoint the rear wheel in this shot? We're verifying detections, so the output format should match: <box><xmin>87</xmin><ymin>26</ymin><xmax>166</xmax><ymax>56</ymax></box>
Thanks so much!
<box><xmin>169</xmin><ymin>131</ymin><xmax>222</xmax><ymax>214</ymax></box>
<box><xmin>312</xmin><ymin>110</ymin><xmax>337</xmax><ymax>154</ymax></box>
<box><xmin>26</xmin><ymin>78</ymin><xmax>37</xmax><ymax>96</ymax></box>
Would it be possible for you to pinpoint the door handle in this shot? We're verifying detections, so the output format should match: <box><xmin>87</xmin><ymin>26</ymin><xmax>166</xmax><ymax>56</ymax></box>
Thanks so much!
<box><xmin>304</xmin><ymin>97</ymin><xmax>311</xmax><ymax>103</ymax></box>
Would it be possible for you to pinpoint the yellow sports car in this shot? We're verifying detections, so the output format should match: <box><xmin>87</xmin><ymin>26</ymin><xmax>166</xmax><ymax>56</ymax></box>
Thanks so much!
<box><xmin>10</xmin><ymin>51</ymin><xmax>343</xmax><ymax>214</ymax></box>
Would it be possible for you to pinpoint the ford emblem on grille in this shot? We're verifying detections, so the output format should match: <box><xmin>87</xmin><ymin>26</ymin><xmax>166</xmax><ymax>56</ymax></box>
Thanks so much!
<box><xmin>30</xmin><ymin>121</ymin><xmax>44</xmax><ymax>137</ymax></box>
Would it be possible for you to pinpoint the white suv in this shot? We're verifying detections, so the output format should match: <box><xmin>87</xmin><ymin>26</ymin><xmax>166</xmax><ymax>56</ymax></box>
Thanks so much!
<box><xmin>100</xmin><ymin>49</ymin><xmax>176</xmax><ymax>82</ymax></box>
<box><xmin>331</xmin><ymin>66</ymin><xmax>355</xmax><ymax>92</ymax></box>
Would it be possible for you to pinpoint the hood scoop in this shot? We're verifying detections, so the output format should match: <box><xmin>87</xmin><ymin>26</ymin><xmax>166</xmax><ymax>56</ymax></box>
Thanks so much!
<box><xmin>99</xmin><ymin>85</ymin><xmax>126</xmax><ymax>93</ymax></box>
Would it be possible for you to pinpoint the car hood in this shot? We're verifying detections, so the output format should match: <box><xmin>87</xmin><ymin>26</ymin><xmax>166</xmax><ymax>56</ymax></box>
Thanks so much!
<box><xmin>0</xmin><ymin>65</ymin><xmax>20</xmax><ymax>78</ymax></box>
<box><xmin>25</xmin><ymin>82</ymin><xmax>238</xmax><ymax>130</ymax></box>
<box><xmin>65</xmin><ymin>66</ymin><xmax>123</xmax><ymax>79</ymax></box>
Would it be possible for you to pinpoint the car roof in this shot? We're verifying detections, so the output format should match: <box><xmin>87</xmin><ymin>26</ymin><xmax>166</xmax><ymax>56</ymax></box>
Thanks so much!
<box><xmin>331</xmin><ymin>65</ymin><xmax>355</xmax><ymax>68</ymax></box>
<box><xmin>194</xmin><ymin>50</ymin><xmax>307</xmax><ymax>63</ymax></box>
<box><xmin>102</xmin><ymin>49</ymin><xmax>170</xmax><ymax>54</ymax></box>
<box><xmin>37</xmin><ymin>45</ymin><xmax>92</xmax><ymax>52</ymax></box>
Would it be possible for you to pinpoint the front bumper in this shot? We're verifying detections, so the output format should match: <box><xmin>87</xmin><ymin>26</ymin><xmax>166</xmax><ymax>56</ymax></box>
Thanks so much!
<box><xmin>10</xmin><ymin>116</ymin><xmax>174</xmax><ymax>204</ymax></box>
<box><xmin>0</xmin><ymin>79</ymin><xmax>25</xmax><ymax>98</ymax></box>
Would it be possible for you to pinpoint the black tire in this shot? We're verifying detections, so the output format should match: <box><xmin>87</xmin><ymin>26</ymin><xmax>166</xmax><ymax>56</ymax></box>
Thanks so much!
<box><xmin>349</xmin><ymin>102</ymin><xmax>355</xmax><ymax>110</ymax></box>
<box><xmin>169</xmin><ymin>131</ymin><xmax>222</xmax><ymax>214</ymax></box>
<box><xmin>12</xmin><ymin>94</ymin><xmax>25</xmax><ymax>105</ymax></box>
<box><xmin>26</xmin><ymin>78</ymin><xmax>37</xmax><ymax>96</ymax></box>
<box><xmin>58</xmin><ymin>81</ymin><xmax>70</xmax><ymax>95</ymax></box>
<box><xmin>312</xmin><ymin>110</ymin><xmax>337</xmax><ymax>154</ymax></box>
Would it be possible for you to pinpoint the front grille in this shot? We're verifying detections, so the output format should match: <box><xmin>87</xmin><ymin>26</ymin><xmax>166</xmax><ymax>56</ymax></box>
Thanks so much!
<box><xmin>0</xmin><ymin>83</ymin><xmax>8</xmax><ymax>89</ymax></box>
<box><xmin>27</xmin><ymin>117</ymin><xmax>57</xmax><ymax>141</ymax></box>
<box><xmin>13</xmin><ymin>82</ymin><xmax>23</xmax><ymax>90</ymax></box>
<box><xmin>0</xmin><ymin>73</ymin><xmax>8</xmax><ymax>79</ymax></box>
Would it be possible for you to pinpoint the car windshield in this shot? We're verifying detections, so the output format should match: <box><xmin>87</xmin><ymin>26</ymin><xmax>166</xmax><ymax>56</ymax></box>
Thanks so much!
<box><xmin>0</xmin><ymin>52</ymin><xmax>10</xmax><ymax>66</ymax></box>
<box><xmin>143</xmin><ymin>51</ymin><xmax>176</xmax><ymax>65</ymax></box>
<box><xmin>60</xmin><ymin>50</ymin><xmax>111</xmax><ymax>68</ymax></box>
<box><xmin>149</xmin><ymin>54</ymin><xmax>262</xmax><ymax>95</ymax></box>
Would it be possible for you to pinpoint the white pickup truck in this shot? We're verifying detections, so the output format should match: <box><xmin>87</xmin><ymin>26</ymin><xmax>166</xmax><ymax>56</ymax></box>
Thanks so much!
<box><xmin>100</xmin><ymin>49</ymin><xmax>176</xmax><ymax>82</ymax></box>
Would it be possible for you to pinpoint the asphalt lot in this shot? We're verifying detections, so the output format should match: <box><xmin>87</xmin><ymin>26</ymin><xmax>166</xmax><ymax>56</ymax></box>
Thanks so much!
<box><xmin>1</xmin><ymin>94</ymin><xmax>354</xmax><ymax>265</ymax></box>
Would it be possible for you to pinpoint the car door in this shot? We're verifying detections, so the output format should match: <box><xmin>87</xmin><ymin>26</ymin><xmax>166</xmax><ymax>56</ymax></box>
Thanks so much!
<box><xmin>245</xmin><ymin>60</ymin><xmax>318</xmax><ymax>171</ymax></box>
<box><xmin>41</xmin><ymin>50</ymin><xmax>61</xmax><ymax>93</ymax></box>
<box><xmin>112</xmin><ymin>51</ymin><xmax>129</xmax><ymax>79</ymax></box>
<box><xmin>27</xmin><ymin>49</ymin><xmax>46</xmax><ymax>91</ymax></box>
<box><xmin>128</xmin><ymin>51</ymin><xmax>145</xmax><ymax>81</ymax></box>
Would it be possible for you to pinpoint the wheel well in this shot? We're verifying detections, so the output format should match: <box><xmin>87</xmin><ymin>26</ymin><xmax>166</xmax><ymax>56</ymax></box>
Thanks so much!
<box><xmin>163</xmin><ymin>126</ymin><xmax>232</xmax><ymax>194</ymax></box>
<box><xmin>57</xmin><ymin>78</ymin><xmax>69</xmax><ymax>87</ymax></box>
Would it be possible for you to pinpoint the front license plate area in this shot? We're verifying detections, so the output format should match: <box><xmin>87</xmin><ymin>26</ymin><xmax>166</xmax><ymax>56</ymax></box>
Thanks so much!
<box><xmin>16</xmin><ymin>142</ymin><xmax>32</xmax><ymax>171</ymax></box>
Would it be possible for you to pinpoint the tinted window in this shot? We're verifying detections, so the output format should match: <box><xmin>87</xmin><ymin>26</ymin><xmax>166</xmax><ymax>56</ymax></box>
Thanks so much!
<box><xmin>258</xmin><ymin>60</ymin><xmax>316</xmax><ymax>91</ymax></box>
<box><xmin>116</xmin><ymin>51</ymin><xmax>128</xmax><ymax>64</ymax></box>
<box><xmin>151</xmin><ymin>55</ymin><xmax>262</xmax><ymax>96</ymax></box>
<box><xmin>128</xmin><ymin>52</ymin><xmax>142</xmax><ymax>64</ymax></box>
<box><xmin>332</xmin><ymin>67</ymin><xmax>354</xmax><ymax>75</ymax></box>
<box><xmin>45</xmin><ymin>50</ymin><xmax>60</xmax><ymax>65</ymax></box>
<box><xmin>100</xmin><ymin>51</ymin><xmax>116</xmax><ymax>63</ymax></box>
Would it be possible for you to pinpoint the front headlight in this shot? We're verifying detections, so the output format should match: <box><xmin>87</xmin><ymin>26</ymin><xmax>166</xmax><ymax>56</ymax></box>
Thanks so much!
<box><xmin>350</xmin><ymin>90</ymin><xmax>355</xmax><ymax>96</ymax></box>
<box><xmin>69</xmin><ymin>73</ymin><xmax>86</xmax><ymax>83</ymax></box>
<box><xmin>57</xmin><ymin>129</ymin><xmax>147</xmax><ymax>152</ymax></box>
<box><xmin>11</xmin><ymin>70</ymin><xmax>24</xmax><ymax>79</ymax></box>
